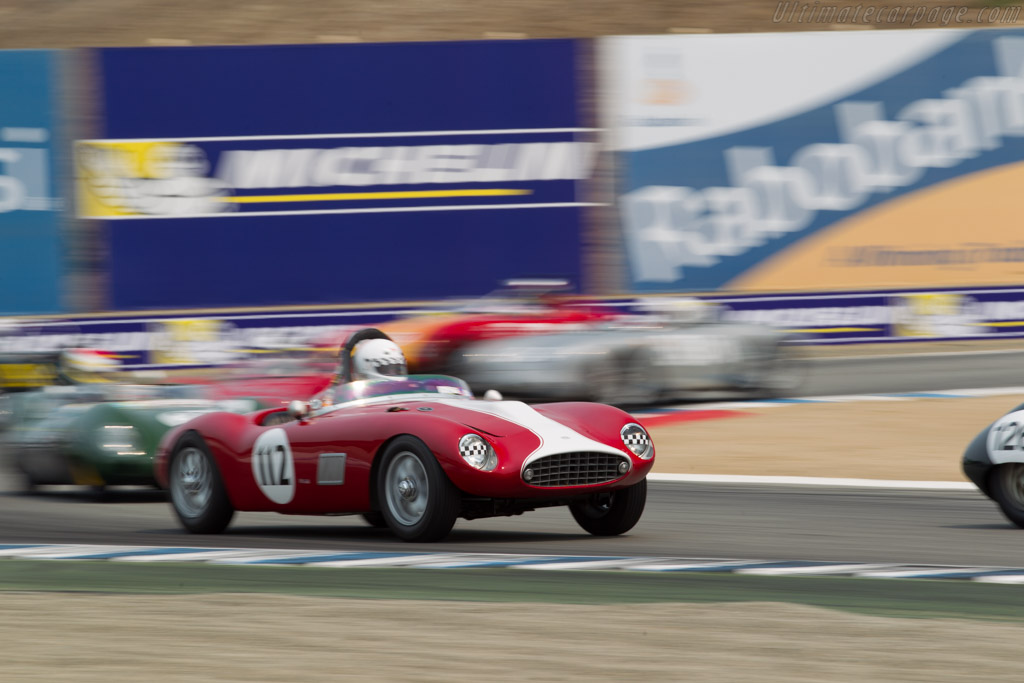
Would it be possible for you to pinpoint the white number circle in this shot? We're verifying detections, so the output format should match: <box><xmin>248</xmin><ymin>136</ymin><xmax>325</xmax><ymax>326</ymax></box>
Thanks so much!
<box><xmin>251</xmin><ymin>428</ymin><xmax>296</xmax><ymax>504</ymax></box>
<box><xmin>987</xmin><ymin>410</ymin><xmax>1024</xmax><ymax>464</ymax></box>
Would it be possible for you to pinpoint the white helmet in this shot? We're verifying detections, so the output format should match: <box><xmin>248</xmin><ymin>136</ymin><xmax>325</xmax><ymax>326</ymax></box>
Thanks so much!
<box><xmin>352</xmin><ymin>338</ymin><xmax>407</xmax><ymax>380</ymax></box>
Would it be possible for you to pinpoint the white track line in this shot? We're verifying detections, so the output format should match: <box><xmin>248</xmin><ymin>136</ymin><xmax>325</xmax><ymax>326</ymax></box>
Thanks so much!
<box><xmin>812</xmin><ymin>349</ymin><xmax>1024</xmax><ymax>362</ymax></box>
<box><xmin>648</xmin><ymin>473</ymin><xmax>975</xmax><ymax>490</ymax></box>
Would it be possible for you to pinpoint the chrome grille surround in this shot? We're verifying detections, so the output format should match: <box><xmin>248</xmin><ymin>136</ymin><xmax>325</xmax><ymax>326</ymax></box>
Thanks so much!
<box><xmin>522</xmin><ymin>451</ymin><xmax>630</xmax><ymax>487</ymax></box>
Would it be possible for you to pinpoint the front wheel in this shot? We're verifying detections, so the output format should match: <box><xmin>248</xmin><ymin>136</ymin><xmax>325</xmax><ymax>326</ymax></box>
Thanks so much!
<box><xmin>990</xmin><ymin>463</ymin><xmax>1024</xmax><ymax>528</ymax></box>
<box><xmin>570</xmin><ymin>478</ymin><xmax>647</xmax><ymax>536</ymax></box>
<box><xmin>168</xmin><ymin>434</ymin><xmax>234</xmax><ymax>534</ymax></box>
<box><xmin>377</xmin><ymin>436</ymin><xmax>460</xmax><ymax>542</ymax></box>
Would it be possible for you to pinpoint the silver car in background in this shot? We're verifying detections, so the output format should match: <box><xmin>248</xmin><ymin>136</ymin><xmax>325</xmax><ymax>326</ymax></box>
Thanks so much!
<box><xmin>448</xmin><ymin>300</ymin><xmax>805</xmax><ymax>405</ymax></box>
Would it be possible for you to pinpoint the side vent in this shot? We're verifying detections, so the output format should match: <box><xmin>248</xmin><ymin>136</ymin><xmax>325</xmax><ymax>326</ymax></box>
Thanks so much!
<box><xmin>317</xmin><ymin>453</ymin><xmax>347</xmax><ymax>485</ymax></box>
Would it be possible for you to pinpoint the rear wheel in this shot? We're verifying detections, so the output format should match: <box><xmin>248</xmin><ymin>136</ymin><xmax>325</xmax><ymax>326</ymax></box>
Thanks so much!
<box><xmin>377</xmin><ymin>437</ymin><xmax>459</xmax><ymax>542</ymax></box>
<box><xmin>168</xmin><ymin>434</ymin><xmax>234</xmax><ymax>534</ymax></box>
<box><xmin>990</xmin><ymin>463</ymin><xmax>1024</xmax><ymax>528</ymax></box>
<box><xmin>570</xmin><ymin>478</ymin><xmax>647</xmax><ymax>536</ymax></box>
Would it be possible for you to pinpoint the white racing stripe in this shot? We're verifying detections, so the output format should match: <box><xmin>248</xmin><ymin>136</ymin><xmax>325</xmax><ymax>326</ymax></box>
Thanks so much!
<box><xmin>435</xmin><ymin>398</ymin><xmax>626</xmax><ymax>464</ymax></box>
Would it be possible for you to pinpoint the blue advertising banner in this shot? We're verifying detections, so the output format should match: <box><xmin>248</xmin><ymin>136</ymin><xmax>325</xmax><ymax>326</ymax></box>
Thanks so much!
<box><xmin>0</xmin><ymin>50</ymin><xmax>63</xmax><ymax>314</ymax></box>
<box><xmin>602</xmin><ymin>30</ymin><xmax>1024</xmax><ymax>294</ymax></box>
<box><xmin>84</xmin><ymin>41</ymin><xmax>593</xmax><ymax>310</ymax></box>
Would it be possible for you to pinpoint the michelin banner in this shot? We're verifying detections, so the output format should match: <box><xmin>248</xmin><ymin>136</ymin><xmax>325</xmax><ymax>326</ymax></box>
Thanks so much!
<box><xmin>81</xmin><ymin>41</ymin><xmax>593</xmax><ymax>310</ymax></box>
<box><xmin>0</xmin><ymin>51</ymin><xmax>63</xmax><ymax>315</ymax></box>
<box><xmin>603</xmin><ymin>29</ymin><xmax>1024</xmax><ymax>294</ymax></box>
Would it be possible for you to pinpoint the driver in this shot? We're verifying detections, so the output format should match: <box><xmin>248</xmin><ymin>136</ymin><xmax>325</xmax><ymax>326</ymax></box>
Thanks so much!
<box><xmin>351</xmin><ymin>338</ymin><xmax>408</xmax><ymax>380</ymax></box>
<box><xmin>309</xmin><ymin>338</ymin><xmax>409</xmax><ymax>411</ymax></box>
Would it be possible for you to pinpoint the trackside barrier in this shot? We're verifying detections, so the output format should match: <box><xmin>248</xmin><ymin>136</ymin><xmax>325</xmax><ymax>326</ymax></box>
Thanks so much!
<box><xmin>5</xmin><ymin>284</ymin><xmax>1024</xmax><ymax>377</ymax></box>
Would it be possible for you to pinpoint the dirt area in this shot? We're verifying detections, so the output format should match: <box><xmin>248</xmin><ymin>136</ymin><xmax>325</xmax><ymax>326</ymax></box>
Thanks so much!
<box><xmin>0</xmin><ymin>0</ymin><xmax>1015</xmax><ymax>48</ymax></box>
<box><xmin>1</xmin><ymin>593</ymin><xmax>1022</xmax><ymax>682</ymax></box>
<box><xmin>648</xmin><ymin>393</ymin><xmax>1023</xmax><ymax>480</ymax></box>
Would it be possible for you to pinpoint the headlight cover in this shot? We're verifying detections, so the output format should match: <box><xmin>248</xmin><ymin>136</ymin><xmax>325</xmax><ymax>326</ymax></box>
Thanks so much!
<box><xmin>459</xmin><ymin>433</ymin><xmax>497</xmax><ymax>471</ymax></box>
<box><xmin>98</xmin><ymin>424</ymin><xmax>145</xmax><ymax>456</ymax></box>
<box><xmin>620</xmin><ymin>423</ymin><xmax>652</xmax><ymax>459</ymax></box>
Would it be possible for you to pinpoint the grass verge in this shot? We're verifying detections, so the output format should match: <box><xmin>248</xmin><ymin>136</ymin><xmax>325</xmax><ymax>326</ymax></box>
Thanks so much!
<box><xmin>1</xmin><ymin>559</ymin><xmax>1023</xmax><ymax>621</ymax></box>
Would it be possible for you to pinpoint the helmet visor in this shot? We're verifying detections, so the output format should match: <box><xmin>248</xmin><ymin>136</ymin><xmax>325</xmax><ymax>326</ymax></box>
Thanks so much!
<box><xmin>375</xmin><ymin>360</ymin><xmax>407</xmax><ymax>377</ymax></box>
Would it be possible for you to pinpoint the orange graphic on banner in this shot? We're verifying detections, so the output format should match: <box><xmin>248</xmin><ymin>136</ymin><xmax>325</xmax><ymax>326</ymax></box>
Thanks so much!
<box><xmin>728</xmin><ymin>160</ymin><xmax>1024</xmax><ymax>292</ymax></box>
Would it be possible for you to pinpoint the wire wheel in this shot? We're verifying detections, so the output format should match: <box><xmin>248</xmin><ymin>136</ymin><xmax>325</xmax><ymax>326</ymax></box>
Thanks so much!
<box><xmin>171</xmin><ymin>447</ymin><xmax>212</xmax><ymax>519</ymax></box>
<box><xmin>168</xmin><ymin>435</ymin><xmax>234</xmax><ymax>534</ymax></box>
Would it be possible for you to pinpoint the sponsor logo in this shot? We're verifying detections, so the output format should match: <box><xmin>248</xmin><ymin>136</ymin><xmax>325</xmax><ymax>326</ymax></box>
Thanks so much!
<box><xmin>76</xmin><ymin>132</ymin><xmax>598</xmax><ymax>218</ymax></box>
<box><xmin>622</xmin><ymin>36</ymin><xmax>1024</xmax><ymax>285</ymax></box>
<box><xmin>0</xmin><ymin>127</ymin><xmax>56</xmax><ymax>213</ymax></box>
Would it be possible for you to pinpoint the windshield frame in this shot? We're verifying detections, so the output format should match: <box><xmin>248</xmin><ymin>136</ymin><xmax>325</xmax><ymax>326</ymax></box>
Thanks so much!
<box><xmin>313</xmin><ymin>374</ymin><xmax>474</xmax><ymax>415</ymax></box>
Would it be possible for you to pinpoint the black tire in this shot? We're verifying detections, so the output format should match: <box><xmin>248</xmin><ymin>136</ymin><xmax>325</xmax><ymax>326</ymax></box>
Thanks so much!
<box><xmin>569</xmin><ymin>478</ymin><xmax>647</xmax><ymax>536</ymax></box>
<box><xmin>376</xmin><ymin>436</ymin><xmax>460</xmax><ymax>542</ymax></box>
<box><xmin>361</xmin><ymin>511</ymin><xmax>388</xmax><ymax>528</ymax></box>
<box><xmin>168</xmin><ymin>434</ymin><xmax>234</xmax><ymax>534</ymax></box>
<box><xmin>990</xmin><ymin>463</ymin><xmax>1024</xmax><ymax>528</ymax></box>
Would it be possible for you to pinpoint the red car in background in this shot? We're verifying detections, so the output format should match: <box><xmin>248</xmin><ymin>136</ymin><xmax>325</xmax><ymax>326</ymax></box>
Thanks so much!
<box><xmin>324</xmin><ymin>280</ymin><xmax>618</xmax><ymax>374</ymax></box>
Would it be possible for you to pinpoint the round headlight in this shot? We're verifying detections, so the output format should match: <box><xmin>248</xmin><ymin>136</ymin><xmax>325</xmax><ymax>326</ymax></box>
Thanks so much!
<box><xmin>620</xmin><ymin>423</ymin><xmax>652</xmax><ymax>459</ymax></box>
<box><xmin>459</xmin><ymin>433</ymin><xmax>497</xmax><ymax>472</ymax></box>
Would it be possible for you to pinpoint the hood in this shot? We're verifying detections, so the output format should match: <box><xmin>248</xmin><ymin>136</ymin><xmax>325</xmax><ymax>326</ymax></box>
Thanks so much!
<box><xmin>425</xmin><ymin>398</ymin><xmax>626</xmax><ymax>464</ymax></box>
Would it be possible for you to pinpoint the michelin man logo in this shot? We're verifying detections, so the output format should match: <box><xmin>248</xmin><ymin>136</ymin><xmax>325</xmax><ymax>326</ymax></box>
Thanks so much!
<box><xmin>79</xmin><ymin>142</ymin><xmax>230</xmax><ymax>217</ymax></box>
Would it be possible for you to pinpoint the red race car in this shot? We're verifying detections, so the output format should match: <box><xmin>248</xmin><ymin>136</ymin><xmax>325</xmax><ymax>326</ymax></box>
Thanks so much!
<box><xmin>155</xmin><ymin>329</ymin><xmax>654</xmax><ymax>542</ymax></box>
<box><xmin>316</xmin><ymin>279</ymin><xmax>618</xmax><ymax>375</ymax></box>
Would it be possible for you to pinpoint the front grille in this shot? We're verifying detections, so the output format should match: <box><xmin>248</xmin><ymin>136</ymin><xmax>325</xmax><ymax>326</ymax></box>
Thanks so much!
<box><xmin>524</xmin><ymin>452</ymin><xmax>628</xmax><ymax>487</ymax></box>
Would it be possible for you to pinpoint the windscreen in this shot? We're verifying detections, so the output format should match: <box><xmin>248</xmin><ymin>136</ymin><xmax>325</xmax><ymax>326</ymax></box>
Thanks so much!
<box><xmin>329</xmin><ymin>375</ymin><xmax>473</xmax><ymax>406</ymax></box>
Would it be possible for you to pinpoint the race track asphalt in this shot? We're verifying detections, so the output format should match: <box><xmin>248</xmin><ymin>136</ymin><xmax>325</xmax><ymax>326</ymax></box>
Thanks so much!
<box><xmin>799</xmin><ymin>347</ymin><xmax>1024</xmax><ymax>396</ymax></box>
<box><xmin>2</xmin><ymin>346</ymin><xmax>1024</xmax><ymax>569</ymax></box>
<box><xmin>0</xmin><ymin>476</ymin><xmax>1013</xmax><ymax>568</ymax></box>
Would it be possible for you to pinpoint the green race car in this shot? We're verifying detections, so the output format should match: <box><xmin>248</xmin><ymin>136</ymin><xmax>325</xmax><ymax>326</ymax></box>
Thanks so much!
<box><xmin>3</xmin><ymin>386</ymin><xmax>266</xmax><ymax>491</ymax></box>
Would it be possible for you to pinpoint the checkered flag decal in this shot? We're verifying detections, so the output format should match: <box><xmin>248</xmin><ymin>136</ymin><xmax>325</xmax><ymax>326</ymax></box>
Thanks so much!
<box><xmin>622</xmin><ymin>429</ymin><xmax>648</xmax><ymax>449</ymax></box>
<box><xmin>460</xmin><ymin>439</ymin><xmax>490</xmax><ymax>460</ymax></box>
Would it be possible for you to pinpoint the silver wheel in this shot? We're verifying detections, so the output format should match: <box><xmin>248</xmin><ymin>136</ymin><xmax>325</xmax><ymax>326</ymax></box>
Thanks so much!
<box><xmin>171</xmin><ymin>446</ymin><xmax>213</xmax><ymax>520</ymax></box>
<box><xmin>384</xmin><ymin>450</ymin><xmax>430</xmax><ymax>526</ymax></box>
